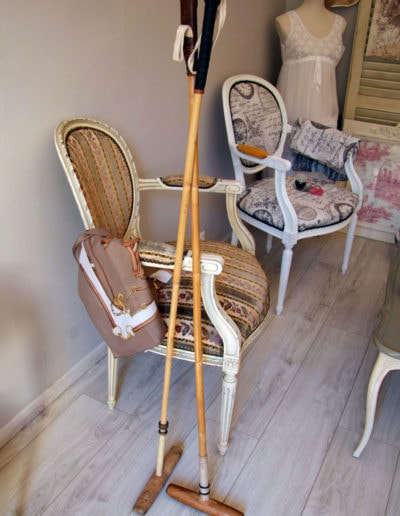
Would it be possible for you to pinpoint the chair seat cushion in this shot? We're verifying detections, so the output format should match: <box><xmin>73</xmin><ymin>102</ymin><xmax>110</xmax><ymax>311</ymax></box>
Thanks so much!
<box><xmin>238</xmin><ymin>176</ymin><xmax>359</xmax><ymax>232</ymax></box>
<box><xmin>155</xmin><ymin>241</ymin><xmax>269</xmax><ymax>358</ymax></box>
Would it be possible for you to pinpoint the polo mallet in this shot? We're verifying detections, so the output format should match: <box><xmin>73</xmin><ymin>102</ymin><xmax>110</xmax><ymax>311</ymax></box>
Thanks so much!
<box><xmin>166</xmin><ymin>1</ymin><xmax>243</xmax><ymax>514</ymax></box>
<box><xmin>132</xmin><ymin>2</ymin><xmax>198</xmax><ymax>514</ymax></box>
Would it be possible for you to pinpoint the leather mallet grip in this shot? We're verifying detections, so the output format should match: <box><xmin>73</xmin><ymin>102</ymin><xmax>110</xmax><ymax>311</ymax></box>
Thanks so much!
<box><xmin>194</xmin><ymin>0</ymin><xmax>221</xmax><ymax>92</ymax></box>
<box><xmin>180</xmin><ymin>0</ymin><xmax>198</xmax><ymax>73</ymax></box>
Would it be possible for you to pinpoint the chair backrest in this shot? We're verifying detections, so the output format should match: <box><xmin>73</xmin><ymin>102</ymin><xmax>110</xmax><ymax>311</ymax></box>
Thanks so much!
<box><xmin>54</xmin><ymin>118</ymin><xmax>140</xmax><ymax>240</ymax></box>
<box><xmin>222</xmin><ymin>75</ymin><xmax>290</xmax><ymax>181</ymax></box>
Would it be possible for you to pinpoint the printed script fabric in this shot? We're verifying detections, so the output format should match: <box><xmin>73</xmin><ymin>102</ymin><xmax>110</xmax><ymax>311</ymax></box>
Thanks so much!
<box><xmin>238</xmin><ymin>175</ymin><xmax>359</xmax><ymax>232</ymax></box>
<box><xmin>289</xmin><ymin>119</ymin><xmax>359</xmax><ymax>171</ymax></box>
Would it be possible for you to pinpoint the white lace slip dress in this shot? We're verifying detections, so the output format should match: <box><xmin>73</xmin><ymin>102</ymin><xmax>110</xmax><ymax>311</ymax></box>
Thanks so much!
<box><xmin>276</xmin><ymin>10</ymin><xmax>345</xmax><ymax>128</ymax></box>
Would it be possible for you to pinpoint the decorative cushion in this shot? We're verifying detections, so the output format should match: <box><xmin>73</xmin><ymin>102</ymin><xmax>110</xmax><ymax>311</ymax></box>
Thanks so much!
<box><xmin>155</xmin><ymin>241</ymin><xmax>269</xmax><ymax>357</ymax></box>
<box><xmin>238</xmin><ymin>176</ymin><xmax>359</xmax><ymax>232</ymax></box>
<box><xmin>289</xmin><ymin>119</ymin><xmax>359</xmax><ymax>171</ymax></box>
<box><xmin>290</xmin><ymin>153</ymin><xmax>348</xmax><ymax>182</ymax></box>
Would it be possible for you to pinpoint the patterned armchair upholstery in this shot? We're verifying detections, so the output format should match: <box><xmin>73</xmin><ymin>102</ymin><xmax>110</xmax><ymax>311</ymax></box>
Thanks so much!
<box><xmin>55</xmin><ymin>117</ymin><xmax>269</xmax><ymax>455</ymax></box>
<box><xmin>222</xmin><ymin>75</ymin><xmax>363</xmax><ymax>315</ymax></box>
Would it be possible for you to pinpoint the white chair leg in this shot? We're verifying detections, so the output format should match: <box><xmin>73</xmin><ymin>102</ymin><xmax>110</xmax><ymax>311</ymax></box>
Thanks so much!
<box><xmin>266</xmin><ymin>234</ymin><xmax>273</xmax><ymax>253</ymax></box>
<box><xmin>107</xmin><ymin>347</ymin><xmax>118</xmax><ymax>409</ymax></box>
<box><xmin>218</xmin><ymin>367</ymin><xmax>238</xmax><ymax>456</ymax></box>
<box><xmin>276</xmin><ymin>245</ymin><xmax>293</xmax><ymax>315</ymax></box>
<box><xmin>353</xmin><ymin>352</ymin><xmax>398</xmax><ymax>457</ymax></box>
<box><xmin>342</xmin><ymin>215</ymin><xmax>357</xmax><ymax>274</ymax></box>
<box><xmin>231</xmin><ymin>231</ymin><xmax>238</xmax><ymax>246</ymax></box>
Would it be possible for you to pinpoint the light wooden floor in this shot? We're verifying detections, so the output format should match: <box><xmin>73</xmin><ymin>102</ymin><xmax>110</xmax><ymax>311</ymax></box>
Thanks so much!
<box><xmin>1</xmin><ymin>232</ymin><xmax>399</xmax><ymax>516</ymax></box>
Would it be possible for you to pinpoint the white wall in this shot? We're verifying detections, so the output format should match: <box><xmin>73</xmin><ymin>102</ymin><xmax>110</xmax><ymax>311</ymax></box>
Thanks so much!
<box><xmin>0</xmin><ymin>0</ymin><xmax>284</xmax><ymax>433</ymax></box>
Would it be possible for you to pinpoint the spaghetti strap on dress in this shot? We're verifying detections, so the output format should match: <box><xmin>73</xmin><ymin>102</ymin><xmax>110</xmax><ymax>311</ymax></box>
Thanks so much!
<box><xmin>276</xmin><ymin>10</ymin><xmax>345</xmax><ymax>128</ymax></box>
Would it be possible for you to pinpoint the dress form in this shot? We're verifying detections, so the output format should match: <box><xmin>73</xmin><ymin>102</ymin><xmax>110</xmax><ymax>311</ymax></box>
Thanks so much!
<box><xmin>275</xmin><ymin>0</ymin><xmax>346</xmax><ymax>128</ymax></box>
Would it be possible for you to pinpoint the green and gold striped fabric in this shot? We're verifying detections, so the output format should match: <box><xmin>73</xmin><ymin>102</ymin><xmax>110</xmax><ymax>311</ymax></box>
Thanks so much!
<box><xmin>66</xmin><ymin>128</ymin><xmax>134</xmax><ymax>238</ymax></box>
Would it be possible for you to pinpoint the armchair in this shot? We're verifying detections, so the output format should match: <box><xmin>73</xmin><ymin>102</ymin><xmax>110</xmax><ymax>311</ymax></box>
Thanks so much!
<box><xmin>54</xmin><ymin>117</ymin><xmax>270</xmax><ymax>455</ymax></box>
<box><xmin>222</xmin><ymin>75</ymin><xmax>363</xmax><ymax>315</ymax></box>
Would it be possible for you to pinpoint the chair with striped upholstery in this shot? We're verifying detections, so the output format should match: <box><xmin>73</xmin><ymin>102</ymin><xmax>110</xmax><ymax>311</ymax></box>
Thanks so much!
<box><xmin>55</xmin><ymin>117</ymin><xmax>270</xmax><ymax>455</ymax></box>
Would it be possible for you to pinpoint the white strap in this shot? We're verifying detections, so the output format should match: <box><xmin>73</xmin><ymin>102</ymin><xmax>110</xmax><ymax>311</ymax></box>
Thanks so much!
<box><xmin>173</xmin><ymin>0</ymin><xmax>227</xmax><ymax>75</ymax></box>
<box><xmin>79</xmin><ymin>243</ymin><xmax>113</xmax><ymax>311</ymax></box>
<box><xmin>173</xmin><ymin>24</ymin><xmax>193</xmax><ymax>64</ymax></box>
<box><xmin>78</xmin><ymin>243</ymin><xmax>158</xmax><ymax>340</ymax></box>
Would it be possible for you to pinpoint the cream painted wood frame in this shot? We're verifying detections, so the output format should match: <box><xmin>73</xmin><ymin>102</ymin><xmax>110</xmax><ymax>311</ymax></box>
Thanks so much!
<box><xmin>54</xmin><ymin>117</ymin><xmax>268</xmax><ymax>456</ymax></box>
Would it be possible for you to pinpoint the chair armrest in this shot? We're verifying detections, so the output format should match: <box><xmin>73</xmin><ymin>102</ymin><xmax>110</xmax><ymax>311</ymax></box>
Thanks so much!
<box><xmin>139</xmin><ymin>240</ymin><xmax>179</xmax><ymax>268</ymax></box>
<box><xmin>139</xmin><ymin>175</ymin><xmax>244</xmax><ymax>194</ymax></box>
<box><xmin>140</xmin><ymin>239</ymin><xmax>240</xmax><ymax>361</ymax></box>
<box><xmin>344</xmin><ymin>154</ymin><xmax>363</xmax><ymax>209</ymax></box>
<box><xmin>139</xmin><ymin>175</ymin><xmax>256</xmax><ymax>255</ymax></box>
<box><xmin>234</xmin><ymin>143</ymin><xmax>298</xmax><ymax>237</ymax></box>
<box><xmin>233</xmin><ymin>144</ymin><xmax>292</xmax><ymax>172</ymax></box>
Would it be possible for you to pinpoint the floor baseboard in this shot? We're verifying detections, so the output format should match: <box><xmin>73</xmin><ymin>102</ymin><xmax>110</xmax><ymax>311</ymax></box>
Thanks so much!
<box><xmin>0</xmin><ymin>342</ymin><xmax>106</xmax><ymax>449</ymax></box>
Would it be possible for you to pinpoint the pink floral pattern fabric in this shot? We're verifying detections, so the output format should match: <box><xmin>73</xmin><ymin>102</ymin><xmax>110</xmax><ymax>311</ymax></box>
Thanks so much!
<box><xmin>354</xmin><ymin>140</ymin><xmax>400</xmax><ymax>231</ymax></box>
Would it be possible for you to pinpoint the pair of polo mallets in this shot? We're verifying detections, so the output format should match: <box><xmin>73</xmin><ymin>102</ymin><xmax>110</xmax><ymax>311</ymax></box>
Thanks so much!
<box><xmin>133</xmin><ymin>1</ymin><xmax>243</xmax><ymax>515</ymax></box>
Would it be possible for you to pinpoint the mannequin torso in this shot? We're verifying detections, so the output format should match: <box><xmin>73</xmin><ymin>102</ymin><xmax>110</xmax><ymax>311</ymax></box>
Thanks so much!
<box><xmin>275</xmin><ymin>0</ymin><xmax>346</xmax><ymax>43</ymax></box>
<box><xmin>275</xmin><ymin>0</ymin><xmax>346</xmax><ymax>128</ymax></box>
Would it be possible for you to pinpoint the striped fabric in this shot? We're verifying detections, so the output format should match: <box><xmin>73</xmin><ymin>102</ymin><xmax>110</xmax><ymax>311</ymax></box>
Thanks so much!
<box><xmin>161</xmin><ymin>174</ymin><xmax>217</xmax><ymax>189</ymax></box>
<box><xmin>156</xmin><ymin>241</ymin><xmax>270</xmax><ymax>357</ymax></box>
<box><xmin>66</xmin><ymin>128</ymin><xmax>134</xmax><ymax>238</ymax></box>
<box><xmin>66</xmin><ymin>127</ymin><xmax>269</xmax><ymax>358</ymax></box>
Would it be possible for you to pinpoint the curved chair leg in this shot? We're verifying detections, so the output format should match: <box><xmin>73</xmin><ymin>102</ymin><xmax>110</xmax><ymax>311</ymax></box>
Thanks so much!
<box><xmin>107</xmin><ymin>347</ymin><xmax>119</xmax><ymax>409</ymax></box>
<box><xmin>230</xmin><ymin>231</ymin><xmax>239</xmax><ymax>246</ymax></box>
<box><xmin>218</xmin><ymin>364</ymin><xmax>239</xmax><ymax>456</ymax></box>
<box><xmin>266</xmin><ymin>234</ymin><xmax>273</xmax><ymax>253</ymax></box>
<box><xmin>342</xmin><ymin>215</ymin><xmax>357</xmax><ymax>274</ymax></box>
<box><xmin>276</xmin><ymin>245</ymin><xmax>293</xmax><ymax>315</ymax></box>
<box><xmin>353</xmin><ymin>352</ymin><xmax>399</xmax><ymax>457</ymax></box>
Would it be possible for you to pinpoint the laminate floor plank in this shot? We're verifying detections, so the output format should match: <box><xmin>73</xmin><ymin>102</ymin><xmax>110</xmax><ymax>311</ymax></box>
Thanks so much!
<box><xmin>303</xmin><ymin>427</ymin><xmax>398</xmax><ymax>516</ymax></box>
<box><xmin>257</xmin><ymin>234</ymin><xmax>331</xmax><ymax>311</ymax></box>
<box><xmin>147</xmin><ymin>419</ymin><xmax>257</xmax><ymax>516</ymax></box>
<box><xmin>0</xmin><ymin>395</ymin><xmax>127</xmax><ymax>515</ymax></box>
<box><xmin>84</xmin><ymin>345</ymin><xmax>222</xmax><ymax>421</ymax></box>
<box><xmin>1</xmin><ymin>235</ymin><xmax>397</xmax><ymax>516</ymax></box>
<box><xmin>0</xmin><ymin>354</ymin><xmax>107</xmax><ymax>470</ymax></box>
<box><xmin>340</xmin><ymin>340</ymin><xmax>379</xmax><ymax>437</ymax></box>
<box><xmin>42</xmin><ymin>393</ymin><xmax>184</xmax><ymax>515</ymax></box>
<box><xmin>207</xmin><ymin>312</ymin><xmax>321</xmax><ymax>440</ymax></box>
<box><xmin>227</xmin><ymin>325</ymin><xmax>368</xmax><ymax>516</ymax></box>
<box><xmin>386</xmin><ymin>456</ymin><xmax>400</xmax><ymax>516</ymax></box>
<box><xmin>324</xmin><ymin>238</ymin><xmax>392</xmax><ymax>337</ymax></box>
<box><xmin>341</xmin><ymin>341</ymin><xmax>400</xmax><ymax>449</ymax></box>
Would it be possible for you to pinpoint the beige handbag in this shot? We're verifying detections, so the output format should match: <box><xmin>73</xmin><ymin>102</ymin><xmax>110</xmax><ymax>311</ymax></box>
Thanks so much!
<box><xmin>73</xmin><ymin>228</ymin><xmax>166</xmax><ymax>358</ymax></box>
